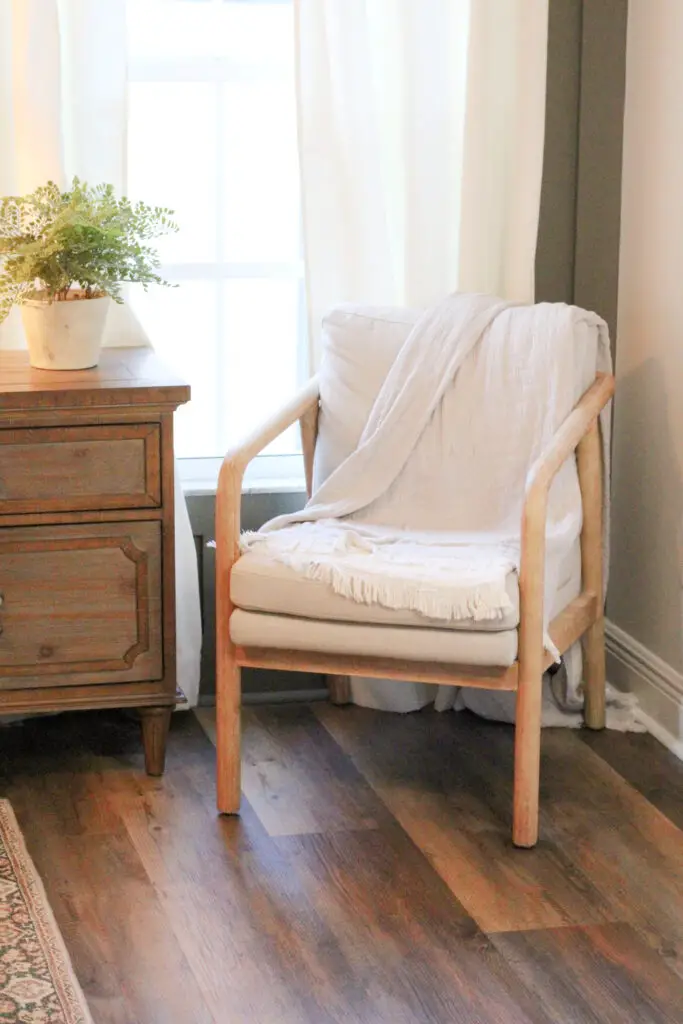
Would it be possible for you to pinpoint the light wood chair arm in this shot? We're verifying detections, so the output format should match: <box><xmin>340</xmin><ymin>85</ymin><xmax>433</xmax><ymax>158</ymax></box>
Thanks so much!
<box><xmin>524</xmin><ymin>372</ymin><xmax>615</xmax><ymax>506</ymax></box>
<box><xmin>518</xmin><ymin>371</ymin><xmax>615</xmax><ymax>669</ymax></box>
<box><xmin>221</xmin><ymin>376</ymin><xmax>320</xmax><ymax>478</ymax></box>
<box><xmin>215</xmin><ymin>376</ymin><xmax>320</xmax><ymax>566</ymax></box>
<box><xmin>521</xmin><ymin>372</ymin><xmax>614</xmax><ymax>567</ymax></box>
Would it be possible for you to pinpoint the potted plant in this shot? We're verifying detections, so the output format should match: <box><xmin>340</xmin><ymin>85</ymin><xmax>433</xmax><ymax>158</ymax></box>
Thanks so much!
<box><xmin>0</xmin><ymin>178</ymin><xmax>177</xmax><ymax>370</ymax></box>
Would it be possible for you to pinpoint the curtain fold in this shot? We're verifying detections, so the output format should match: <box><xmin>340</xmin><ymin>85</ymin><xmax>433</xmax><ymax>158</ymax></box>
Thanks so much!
<box><xmin>295</xmin><ymin>0</ymin><xmax>548</xmax><ymax>363</ymax></box>
<box><xmin>0</xmin><ymin>0</ymin><xmax>202</xmax><ymax>706</ymax></box>
<box><xmin>295</xmin><ymin>0</ymin><xmax>549</xmax><ymax>712</ymax></box>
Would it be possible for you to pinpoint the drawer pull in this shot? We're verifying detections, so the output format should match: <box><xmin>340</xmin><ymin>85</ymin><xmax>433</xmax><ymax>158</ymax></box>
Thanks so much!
<box><xmin>0</xmin><ymin>594</ymin><xmax>3</xmax><ymax>607</ymax></box>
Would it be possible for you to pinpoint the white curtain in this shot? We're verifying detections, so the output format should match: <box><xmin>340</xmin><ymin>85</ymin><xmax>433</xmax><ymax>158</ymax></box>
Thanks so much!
<box><xmin>295</xmin><ymin>0</ymin><xmax>549</xmax><ymax>362</ymax></box>
<box><xmin>0</xmin><ymin>0</ymin><xmax>202</xmax><ymax>706</ymax></box>
<box><xmin>295</xmin><ymin>0</ymin><xmax>549</xmax><ymax>710</ymax></box>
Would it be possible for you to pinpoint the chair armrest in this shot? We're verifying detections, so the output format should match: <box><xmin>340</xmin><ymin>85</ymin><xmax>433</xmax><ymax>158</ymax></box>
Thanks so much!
<box><xmin>215</xmin><ymin>376</ymin><xmax>320</xmax><ymax>567</ymax></box>
<box><xmin>519</xmin><ymin>371</ymin><xmax>615</xmax><ymax>666</ymax></box>
<box><xmin>524</xmin><ymin>372</ymin><xmax>615</xmax><ymax>506</ymax></box>
<box><xmin>220</xmin><ymin>376</ymin><xmax>320</xmax><ymax>478</ymax></box>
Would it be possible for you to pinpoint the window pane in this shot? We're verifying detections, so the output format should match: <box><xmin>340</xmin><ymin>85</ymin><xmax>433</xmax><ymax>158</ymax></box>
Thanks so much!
<box><xmin>129</xmin><ymin>281</ymin><xmax>219</xmax><ymax>458</ymax></box>
<box><xmin>222</xmin><ymin>80</ymin><xmax>300</xmax><ymax>263</ymax></box>
<box><xmin>128</xmin><ymin>83</ymin><xmax>217</xmax><ymax>264</ymax></box>
<box><xmin>129</xmin><ymin>278</ymin><xmax>303</xmax><ymax>458</ymax></box>
<box><xmin>222</xmin><ymin>279</ymin><xmax>301</xmax><ymax>455</ymax></box>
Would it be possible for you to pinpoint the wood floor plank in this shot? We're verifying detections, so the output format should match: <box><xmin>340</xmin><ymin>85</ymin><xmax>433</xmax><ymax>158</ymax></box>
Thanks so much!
<box><xmin>119</xmin><ymin>787</ymin><xmax>338</xmax><ymax>1022</ymax></box>
<box><xmin>242</xmin><ymin>705</ymin><xmax>389</xmax><ymax>836</ymax></box>
<box><xmin>493</xmin><ymin>922</ymin><xmax>683</xmax><ymax>1023</ymax></box>
<box><xmin>578</xmin><ymin>728</ymin><xmax>683</xmax><ymax>832</ymax></box>
<box><xmin>532</xmin><ymin>729</ymin><xmax>683</xmax><ymax>978</ymax></box>
<box><xmin>315</xmin><ymin>705</ymin><xmax>616</xmax><ymax>933</ymax></box>
<box><xmin>273</xmin><ymin>826</ymin><xmax>556</xmax><ymax>1024</ymax></box>
<box><xmin>330</xmin><ymin>705</ymin><xmax>683</xmax><ymax>977</ymax></box>
<box><xmin>3</xmin><ymin>705</ymin><xmax>683</xmax><ymax>1024</ymax></box>
<box><xmin>120</xmin><ymin>712</ymin><xmax>552</xmax><ymax>1023</ymax></box>
<box><xmin>3</xmin><ymin>761</ymin><xmax>214</xmax><ymax>1023</ymax></box>
<box><xmin>199</xmin><ymin>704</ymin><xmax>388</xmax><ymax>837</ymax></box>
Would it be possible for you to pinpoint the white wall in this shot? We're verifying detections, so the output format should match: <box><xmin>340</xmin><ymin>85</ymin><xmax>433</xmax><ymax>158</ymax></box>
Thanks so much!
<box><xmin>608</xmin><ymin>0</ymin><xmax>683</xmax><ymax>749</ymax></box>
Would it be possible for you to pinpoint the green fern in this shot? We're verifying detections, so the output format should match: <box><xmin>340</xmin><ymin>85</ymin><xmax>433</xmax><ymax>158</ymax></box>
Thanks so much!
<box><xmin>0</xmin><ymin>178</ymin><xmax>178</xmax><ymax>323</ymax></box>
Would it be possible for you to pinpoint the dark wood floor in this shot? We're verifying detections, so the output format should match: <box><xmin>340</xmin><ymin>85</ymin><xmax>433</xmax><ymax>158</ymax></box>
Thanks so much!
<box><xmin>2</xmin><ymin>704</ymin><xmax>683</xmax><ymax>1024</ymax></box>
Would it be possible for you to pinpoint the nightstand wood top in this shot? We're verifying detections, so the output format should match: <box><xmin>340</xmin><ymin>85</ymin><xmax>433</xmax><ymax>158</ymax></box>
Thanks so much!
<box><xmin>0</xmin><ymin>348</ymin><xmax>190</xmax><ymax>411</ymax></box>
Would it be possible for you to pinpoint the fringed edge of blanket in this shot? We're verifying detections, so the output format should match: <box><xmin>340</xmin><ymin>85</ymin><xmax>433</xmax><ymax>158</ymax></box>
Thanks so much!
<box><xmin>266</xmin><ymin>551</ymin><xmax>515</xmax><ymax>625</ymax></box>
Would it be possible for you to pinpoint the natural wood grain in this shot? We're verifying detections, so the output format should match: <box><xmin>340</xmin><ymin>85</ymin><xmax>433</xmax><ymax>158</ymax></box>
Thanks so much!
<box><xmin>536</xmin><ymin>730</ymin><xmax>683</xmax><ymax>980</ymax></box>
<box><xmin>513</xmin><ymin>372</ymin><xmax>614</xmax><ymax>846</ymax></box>
<box><xmin>237</xmin><ymin>646</ymin><xmax>520</xmax><ymax>688</ymax></box>
<box><xmin>543</xmin><ymin>592</ymin><xmax>598</xmax><ymax>668</ymax></box>
<box><xmin>4</xmin><ymin>708</ymin><xmax>683</xmax><ymax>1023</ymax></box>
<box><xmin>577</xmin><ymin>728</ymin><xmax>683</xmax><ymax>832</ymax></box>
<box><xmin>0</xmin><ymin>716</ymin><xmax>213</xmax><ymax>1023</ymax></box>
<box><xmin>0</xmin><ymin>349</ymin><xmax>189</xmax><ymax>773</ymax></box>
<box><xmin>139</xmin><ymin>706</ymin><xmax>173</xmax><ymax>776</ymax></box>
<box><xmin>299</xmin><ymin>395</ymin><xmax>319</xmax><ymax>500</ymax></box>
<box><xmin>0</xmin><ymin>680</ymin><xmax>171</xmax><ymax>713</ymax></box>
<box><xmin>327</xmin><ymin>673</ymin><xmax>352</xmax><ymax>705</ymax></box>
<box><xmin>2</xmin><ymin>711</ymin><xmax>548</xmax><ymax>1024</ymax></box>
<box><xmin>159</xmin><ymin>412</ymin><xmax>178</xmax><ymax>713</ymax></box>
<box><xmin>240</xmin><ymin>705</ymin><xmax>386</xmax><ymax>836</ymax></box>
<box><xmin>0</xmin><ymin>347</ymin><xmax>190</xmax><ymax>411</ymax></box>
<box><xmin>272</xmin><ymin>827</ymin><xmax>552</xmax><ymax>1024</ymax></box>
<box><xmin>0</xmin><ymin>423</ymin><xmax>160</xmax><ymax>513</ymax></box>
<box><xmin>515</xmin><ymin>473</ymin><xmax>547</xmax><ymax>848</ymax></box>
<box><xmin>25</xmin><ymin>815</ymin><xmax>211</xmax><ymax>1023</ymax></box>
<box><xmin>215</xmin><ymin>449</ymin><xmax>242</xmax><ymax>814</ymax></box>
<box><xmin>577</xmin><ymin>418</ymin><xmax>606</xmax><ymax>728</ymax></box>
<box><xmin>0</xmin><ymin>507</ymin><xmax>163</xmax><ymax>527</ymax></box>
<box><xmin>0</xmin><ymin>521</ymin><xmax>162</xmax><ymax>686</ymax></box>
<box><xmin>492</xmin><ymin>922</ymin><xmax>683</xmax><ymax>1024</ymax></box>
<box><xmin>316</xmin><ymin>705</ymin><xmax>615</xmax><ymax>934</ymax></box>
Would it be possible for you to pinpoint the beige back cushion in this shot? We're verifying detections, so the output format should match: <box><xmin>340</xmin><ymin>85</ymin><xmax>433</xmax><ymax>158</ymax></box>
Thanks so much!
<box><xmin>313</xmin><ymin>305</ymin><xmax>418</xmax><ymax>490</ymax></box>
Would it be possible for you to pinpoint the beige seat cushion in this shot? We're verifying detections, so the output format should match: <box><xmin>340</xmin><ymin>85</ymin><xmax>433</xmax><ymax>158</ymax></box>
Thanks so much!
<box><xmin>231</xmin><ymin>549</ymin><xmax>520</xmax><ymax>631</ymax></box>
<box><xmin>230</xmin><ymin>610</ymin><xmax>518</xmax><ymax>666</ymax></box>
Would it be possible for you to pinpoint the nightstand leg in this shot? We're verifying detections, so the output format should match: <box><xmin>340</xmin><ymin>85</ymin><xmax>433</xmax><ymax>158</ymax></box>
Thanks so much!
<box><xmin>139</xmin><ymin>707</ymin><xmax>173</xmax><ymax>776</ymax></box>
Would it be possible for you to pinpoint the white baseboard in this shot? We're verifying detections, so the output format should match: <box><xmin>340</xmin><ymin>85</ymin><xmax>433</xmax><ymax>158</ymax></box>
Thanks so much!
<box><xmin>606</xmin><ymin>619</ymin><xmax>683</xmax><ymax>759</ymax></box>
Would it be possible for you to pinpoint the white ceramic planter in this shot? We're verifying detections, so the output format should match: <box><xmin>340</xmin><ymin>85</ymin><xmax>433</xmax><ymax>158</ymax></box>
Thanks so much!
<box><xmin>21</xmin><ymin>294</ymin><xmax>110</xmax><ymax>370</ymax></box>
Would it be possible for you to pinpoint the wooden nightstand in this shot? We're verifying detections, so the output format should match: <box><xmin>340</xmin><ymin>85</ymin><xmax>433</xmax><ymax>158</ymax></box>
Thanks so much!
<box><xmin>0</xmin><ymin>348</ymin><xmax>191</xmax><ymax>774</ymax></box>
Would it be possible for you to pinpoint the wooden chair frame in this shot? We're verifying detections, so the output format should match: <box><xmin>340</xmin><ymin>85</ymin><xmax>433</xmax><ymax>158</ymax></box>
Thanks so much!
<box><xmin>215</xmin><ymin>372</ymin><xmax>615</xmax><ymax>847</ymax></box>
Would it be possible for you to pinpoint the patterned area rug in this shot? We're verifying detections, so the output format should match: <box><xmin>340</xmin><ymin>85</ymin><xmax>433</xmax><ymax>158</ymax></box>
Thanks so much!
<box><xmin>0</xmin><ymin>801</ymin><xmax>92</xmax><ymax>1023</ymax></box>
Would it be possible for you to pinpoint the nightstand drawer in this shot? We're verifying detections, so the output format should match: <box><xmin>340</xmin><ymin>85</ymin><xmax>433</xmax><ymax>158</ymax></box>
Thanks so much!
<box><xmin>0</xmin><ymin>521</ymin><xmax>162</xmax><ymax>688</ymax></box>
<box><xmin>0</xmin><ymin>424</ymin><xmax>161</xmax><ymax>514</ymax></box>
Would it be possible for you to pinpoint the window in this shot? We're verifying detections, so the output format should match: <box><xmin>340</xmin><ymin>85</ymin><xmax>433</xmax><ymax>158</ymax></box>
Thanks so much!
<box><xmin>126</xmin><ymin>0</ymin><xmax>306</xmax><ymax>489</ymax></box>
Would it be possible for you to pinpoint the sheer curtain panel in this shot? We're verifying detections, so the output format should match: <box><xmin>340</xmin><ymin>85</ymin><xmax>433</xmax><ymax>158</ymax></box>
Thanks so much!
<box><xmin>295</xmin><ymin>0</ymin><xmax>549</xmax><ymax>363</ymax></box>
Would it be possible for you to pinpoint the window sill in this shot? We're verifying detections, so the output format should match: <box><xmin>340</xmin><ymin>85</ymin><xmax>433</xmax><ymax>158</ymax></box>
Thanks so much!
<box><xmin>178</xmin><ymin>454</ymin><xmax>306</xmax><ymax>497</ymax></box>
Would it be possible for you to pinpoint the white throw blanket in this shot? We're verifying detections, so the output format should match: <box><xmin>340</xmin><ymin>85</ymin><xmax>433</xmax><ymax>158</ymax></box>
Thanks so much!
<box><xmin>242</xmin><ymin>293</ymin><xmax>611</xmax><ymax>650</ymax></box>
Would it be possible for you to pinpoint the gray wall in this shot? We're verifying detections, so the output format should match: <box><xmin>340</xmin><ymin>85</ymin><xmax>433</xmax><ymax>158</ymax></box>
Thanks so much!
<box><xmin>190</xmin><ymin>0</ymin><xmax>629</xmax><ymax>702</ymax></box>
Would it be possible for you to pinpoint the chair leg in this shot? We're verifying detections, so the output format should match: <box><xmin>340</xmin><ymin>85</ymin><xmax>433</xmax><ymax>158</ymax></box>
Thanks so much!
<box><xmin>327</xmin><ymin>674</ymin><xmax>352</xmax><ymax>705</ymax></box>
<box><xmin>513</xmin><ymin>668</ymin><xmax>543</xmax><ymax>848</ymax></box>
<box><xmin>583</xmin><ymin>616</ymin><xmax>606</xmax><ymax>730</ymax></box>
<box><xmin>216</xmin><ymin>643</ymin><xmax>241</xmax><ymax>815</ymax></box>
